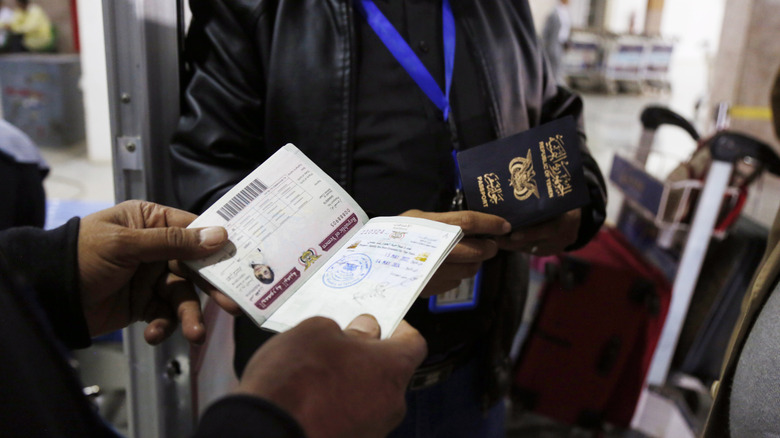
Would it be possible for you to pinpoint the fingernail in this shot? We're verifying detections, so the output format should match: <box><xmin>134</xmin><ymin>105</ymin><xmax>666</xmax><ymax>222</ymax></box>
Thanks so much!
<box><xmin>502</xmin><ymin>222</ymin><xmax>512</xmax><ymax>234</ymax></box>
<box><xmin>147</xmin><ymin>327</ymin><xmax>162</xmax><ymax>345</ymax></box>
<box><xmin>199</xmin><ymin>227</ymin><xmax>226</xmax><ymax>248</ymax></box>
<box><xmin>347</xmin><ymin>314</ymin><xmax>379</xmax><ymax>335</ymax></box>
<box><xmin>191</xmin><ymin>323</ymin><xmax>206</xmax><ymax>344</ymax></box>
<box><xmin>510</xmin><ymin>232</ymin><xmax>524</xmax><ymax>242</ymax></box>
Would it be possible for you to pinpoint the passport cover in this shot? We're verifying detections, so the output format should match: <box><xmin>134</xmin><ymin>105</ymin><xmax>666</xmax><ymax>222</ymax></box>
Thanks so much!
<box><xmin>457</xmin><ymin>116</ymin><xmax>590</xmax><ymax>228</ymax></box>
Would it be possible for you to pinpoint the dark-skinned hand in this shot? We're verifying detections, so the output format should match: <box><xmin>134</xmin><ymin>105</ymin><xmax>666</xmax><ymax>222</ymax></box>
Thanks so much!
<box><xmin>77</xmin><ymin>200</ymin><xmax>230</xmax><ymax>345</ymax></box>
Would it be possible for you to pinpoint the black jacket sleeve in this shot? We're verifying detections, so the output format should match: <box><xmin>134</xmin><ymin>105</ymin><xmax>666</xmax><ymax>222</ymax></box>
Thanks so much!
<box><xmin>541</xmin><ymin>84</ymin><xmax>608</xmax><ymax>250</ymax></box>
<box><xmin>0</xmin><ymin>217</ymin><xmax>92</xmax><ymax>349</ymax></box>
<box><xmin>0</xmin><ymin>249</ymin><xmax>120</xmax><ymax>437</ymax></box>
<box><xmin>170</xmin><ymin>1</ymin><xmax>271</xmax><ymax>213</ymax></box>
<box><xmin>194</xmin><ymin>395</ymin><xmax>306</xmax><ymax>438</ymax></box>
<box><xmin>526</xmin><ymin>0</ymin><xmax>606</xmax><ymax>249</ymax></box>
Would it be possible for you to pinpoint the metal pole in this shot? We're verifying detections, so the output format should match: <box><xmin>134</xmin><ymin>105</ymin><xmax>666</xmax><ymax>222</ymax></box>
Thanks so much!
<box><xmin>102</xmin><ymin>1</ymin><xmax>191</xmax><ymax>436</ymax></box>
<box><xmin>645</xmin><ymin>160</ymin><xmax>733</xmax><ymax>385</ymax></box>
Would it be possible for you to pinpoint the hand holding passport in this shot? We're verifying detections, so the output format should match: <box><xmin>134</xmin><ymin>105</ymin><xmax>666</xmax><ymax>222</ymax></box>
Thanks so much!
<box><xmin>456</xmin><ymin>116</ymin><xmax>590</xmax><ymax>230</ymax></box>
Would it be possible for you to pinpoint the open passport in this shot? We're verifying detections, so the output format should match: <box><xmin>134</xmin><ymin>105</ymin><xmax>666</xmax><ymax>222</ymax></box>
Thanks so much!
<box><xmin>185</xmin><ymin>144</ymin><xmax>463</xmax><ymax>338</ymax></box>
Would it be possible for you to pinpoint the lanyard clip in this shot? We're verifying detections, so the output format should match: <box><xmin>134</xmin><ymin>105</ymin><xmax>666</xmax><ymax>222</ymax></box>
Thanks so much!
<box><xmin>450</xmin><ymin>188</ymin><xmax>464</xmax><ymax>211</ymax></box>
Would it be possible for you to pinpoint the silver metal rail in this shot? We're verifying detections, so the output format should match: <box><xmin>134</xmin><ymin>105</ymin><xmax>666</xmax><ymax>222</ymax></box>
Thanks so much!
<box><xmin>102</xmin><ymin>1</ymin><xmax>192</xmax><ymax>436</ymax></box>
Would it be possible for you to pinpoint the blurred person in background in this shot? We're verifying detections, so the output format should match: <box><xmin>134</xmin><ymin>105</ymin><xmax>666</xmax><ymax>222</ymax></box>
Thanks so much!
<box><xmin>542</xmin><ymin>0</ymin><xmax>572</xmax><ymax>84</ymax></box>
<box><xmin>0</xmin><ymin>118</ymin><xmax>48</xmax><ymax>229</ymax></box>
<box><xmin>2</xmin><ymin>0</ymin><xmax>54</xmax><ymax>53</ymax></box>
<box><xmin>0</xmin><ymin>0</ymin><xmax>13</xmax><ymax>51</ymax></box>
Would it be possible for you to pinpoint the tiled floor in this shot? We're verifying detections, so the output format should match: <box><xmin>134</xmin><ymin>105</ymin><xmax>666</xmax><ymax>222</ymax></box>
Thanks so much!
<box><xmin>40</xmin><ymin>141</ymin><xmax>114</xmax><ymax>202</ymax></box>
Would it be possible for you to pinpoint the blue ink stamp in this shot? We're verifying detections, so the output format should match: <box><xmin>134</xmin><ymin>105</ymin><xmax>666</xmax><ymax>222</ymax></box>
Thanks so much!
<box><xmin>323</xmin><ymin>253</ymin><xmax>372</xmax><ymax>288</ymax></box>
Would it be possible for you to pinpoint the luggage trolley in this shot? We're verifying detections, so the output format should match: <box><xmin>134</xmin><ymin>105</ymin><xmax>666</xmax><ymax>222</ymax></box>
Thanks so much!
<box><xmin>642</xmin><ymin>37</ymin><xmax>674</xmax><ymax>92</ymax></box>
<box><xmin>602</xmin><ymin>34</ymin><xmax>647</xmax><ymax>94</ymax></box>
<box><xmin>611</xmin><ymin>107</ymin><xmax>699</xmax><ymax>275</ymax></box>
<box><xmin>562</xmin><ymin>29</ymin><xmax>605</xmax><ymax>92</ymax></box>
<box><xmin>609</xmin><ymin>105</ymin><xmax>780</xmax><ymax>432</ymax></box>
<box><xmin>646</xmin><ymin>130</ymin><xmax>780</xmax><ymax>383</ymax></box>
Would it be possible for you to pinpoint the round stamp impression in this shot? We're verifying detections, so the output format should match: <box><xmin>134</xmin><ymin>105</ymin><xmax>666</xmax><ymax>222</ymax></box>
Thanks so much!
<box><xmin>323</xmin><ymin>253</ymin><xmax>372</xmax><ymax>288</ymax></box>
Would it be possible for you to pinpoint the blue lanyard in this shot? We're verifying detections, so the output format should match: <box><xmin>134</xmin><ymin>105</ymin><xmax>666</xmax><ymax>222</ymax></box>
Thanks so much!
<box><xmin>355</xmin><ymin>0</ymin><xmax>455</xmax><ymax>121</ymax></box>
<box><xmin>451</xmin><ymin>148</ymin><xmax>464</xmax><ymax>209</ymax></box>
<box><xmin>356</xmin><ymin>0</ymin><xmax>478</xmax><ymax>312</ymax></box>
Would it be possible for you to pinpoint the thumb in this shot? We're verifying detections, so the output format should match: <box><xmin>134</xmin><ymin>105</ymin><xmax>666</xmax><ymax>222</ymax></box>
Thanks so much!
<box><xmin>386</xmin><ymin>321</ymin><xmax>428</xmax><ymax>367</ymax></box>
<box><xmin>344</xmin><ymin>314</ymin><xmax>381</xmax><ymax>339</ymax></box>
<box><xmin>126</xmin><ymin>226</ymin><xmax>228</xmax><ymax>263</ymax></box>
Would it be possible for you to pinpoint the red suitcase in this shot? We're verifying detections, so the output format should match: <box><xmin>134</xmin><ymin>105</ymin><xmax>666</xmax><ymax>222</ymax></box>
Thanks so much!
<box><xmin>512</xmin><ymin>226</ymin><xmax>671</xmax><ymax>429</ymax></box>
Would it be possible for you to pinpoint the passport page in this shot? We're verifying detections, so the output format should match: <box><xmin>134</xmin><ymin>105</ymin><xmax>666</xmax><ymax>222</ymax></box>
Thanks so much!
<box><xmin>262</xmin><ymin>216</ymin><xmax>463</xmax><ymax>338</ymax></box>
<box><xmin>185</xmin><ymin>144</ymin><xmax>369</xmax><ymax>326</ymax></box>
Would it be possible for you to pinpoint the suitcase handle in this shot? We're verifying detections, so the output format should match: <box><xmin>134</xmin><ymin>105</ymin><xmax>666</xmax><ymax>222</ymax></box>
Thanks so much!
<box><xmin>640</xmin><ymin>105</ymin><xmax>700</xmax><ymax>140</ymax></box>
<box><xmin>709</xmin><ymin>131</ymin><xmax>780</xmax><ymax>176</ymax></box>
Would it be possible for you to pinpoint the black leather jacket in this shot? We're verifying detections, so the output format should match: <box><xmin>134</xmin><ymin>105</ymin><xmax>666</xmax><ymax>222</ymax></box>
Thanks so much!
<box><xmin>171</xmin><ymin>0</ymin><xmax>606</xmax><ymax>230</ymax></box>
<box><xmin>171</xmin><ymin>0</ymin><xmax>607</xmax><ymax>405</ymax></box>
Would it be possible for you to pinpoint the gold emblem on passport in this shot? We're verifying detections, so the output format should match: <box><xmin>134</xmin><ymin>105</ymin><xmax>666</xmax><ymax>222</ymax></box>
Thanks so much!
<box><xmin>298</xmin><ymin>248</ymin><xmax>321</xmax><ymax>270</ymax></box>
<box><xmin>539</xmin><ymin>134</ymin><xmax>573</xmax><ymax>198</ymax></box>
<box><xmin>508</xmin><ymin>149</ymin><xmax>540</xmax><ymax>201</ymax></box>
<box><xmin>476</xmin><ymin>173</ymin><xmax>505</xmax><ymax>207</ymax></box>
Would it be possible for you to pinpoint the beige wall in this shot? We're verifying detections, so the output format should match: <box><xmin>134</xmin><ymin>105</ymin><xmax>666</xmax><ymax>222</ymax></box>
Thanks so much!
<box><xmin>644</xmin><ymin>0</ymin><xmax>664</xmax><ymax>36</ymax></box>
<box><xmin>709</xmin><ymin>0</ymin><xmax>780</xmax><ymax>227</ymax></box>
<box><xmin>710</xmin><ymin>0</ymin><xmax>780</xmax><ymax>150</ymax></box>
<box><xmin>733</xmin><ymin>0</ymin><xmax>780</xmax><ymax>147</ymax></box>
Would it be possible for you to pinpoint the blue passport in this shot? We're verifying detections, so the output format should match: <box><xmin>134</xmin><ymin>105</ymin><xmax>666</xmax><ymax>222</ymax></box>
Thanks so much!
<box><xmin>457</xmin><ymin>116</ymin><xmax>590</xmax><ymax>228</ymax></box>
